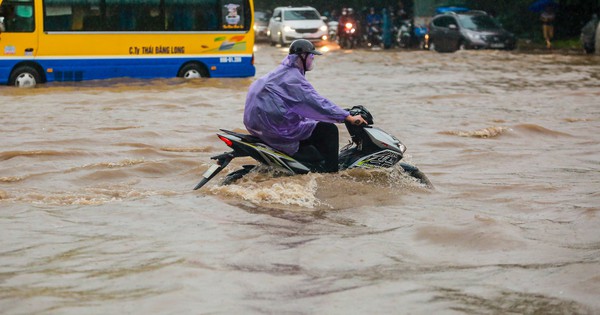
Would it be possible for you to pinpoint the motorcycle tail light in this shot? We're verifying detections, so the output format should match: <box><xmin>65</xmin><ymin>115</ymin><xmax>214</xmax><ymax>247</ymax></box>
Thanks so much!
<box><xmin>218</xmin><ymin>135</ymin><xmax>233</xmax><ymax>147</ymax></box>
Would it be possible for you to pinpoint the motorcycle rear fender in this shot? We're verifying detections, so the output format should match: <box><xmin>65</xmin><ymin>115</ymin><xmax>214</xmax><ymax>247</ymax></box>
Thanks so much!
<box><xmin>218</xmin><ymin>133</ymin><xmax>311</xmax><ymax>174</ymax></box>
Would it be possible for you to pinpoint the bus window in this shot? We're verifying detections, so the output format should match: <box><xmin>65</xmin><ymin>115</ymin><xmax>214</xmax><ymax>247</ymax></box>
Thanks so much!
<box><xmin>137</xmin><ymin>6</ymin><xmax>164</xmax><ymax>31</ymax></box>
<box><xmin>0</xmin><ymin>1</ymin><xmax>35</xmax><ymax>32</ymax></box>
<box><xmin>44</xmin><ymin>5</ymin><xmax>73</xmax><ymax>31</ymax></box>
<box><xmin>81</xmin><ymin>6</ymin><xmax>103</xmax><ymax>31</ymax></box>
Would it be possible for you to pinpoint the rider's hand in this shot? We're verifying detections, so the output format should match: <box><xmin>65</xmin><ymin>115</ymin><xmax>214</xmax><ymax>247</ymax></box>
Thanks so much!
<box><xmin>345</xmin><ymin>114</ymin><xmax>367</xmax><ymax>126</ymax></box>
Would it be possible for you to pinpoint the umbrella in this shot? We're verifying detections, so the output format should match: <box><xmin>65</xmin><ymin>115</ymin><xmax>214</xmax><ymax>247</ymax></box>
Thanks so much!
<box><xmin>529</xmin><ymin>0</ymin><xmax>558</xmax><ymax>13</ymax></box>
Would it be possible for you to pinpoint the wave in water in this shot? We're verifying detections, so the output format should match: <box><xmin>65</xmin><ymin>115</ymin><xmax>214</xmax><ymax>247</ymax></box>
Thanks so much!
<box><xmin>206</xmin><ymin>164</ymin><xmax>432</xmax><ymax>210</ymax></box>
<box><xmin>439</xmin><ymin>126</ymin><xmax>510</xmax><ymax>138</ymax></box>
<box><xmin>513</xmin><ymin>124</ymin><xmax>573</xmax><ymax>137</ymax></box>
<box><xmin>7</xmin><ymin>185</ymin><xmax>179</xmax><ymax>206</ymax></box>
<box><xmin>439</xmin><ymin>124</ymin><xmax>574</xmax><ymax>139</ymax></box>
<box><xmin>0</xmin><ymin>150</ymin><xmax>87</xmax><ymax>161</ymax></box>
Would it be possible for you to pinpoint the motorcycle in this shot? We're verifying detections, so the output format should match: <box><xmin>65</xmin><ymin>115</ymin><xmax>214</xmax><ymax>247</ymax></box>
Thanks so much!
<box><xmin>338</xmin><ymin>22</ymin><xmax>359</xmax><ymax>49</ymax></box>
<box><xmin>193</xmin><ymin>106</ymin><xmax>432</xmax><ymax>190</ymax></box>
<box><xmin>397</xmin><ymin>20</ymin><xmax>412</xmax><ymax>48</ymax></box>
<box><xmin>328</xmin><ymin>20</ymin><xmax>339</xmax><ymax>42</ymax></box>
<box><xmin>366</xmin><ymin>23</ymin><xmax>383</xmax><ymax>48</ymax></box>
<box><xmin>396</xmin><ymin>19</ymin><xmax>428</xmax><ymax>49</ymax></box>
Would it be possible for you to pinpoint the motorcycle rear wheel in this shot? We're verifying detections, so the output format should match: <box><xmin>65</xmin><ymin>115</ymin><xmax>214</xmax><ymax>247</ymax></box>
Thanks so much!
<box><xmin>221</xmin><ymin>165</ymin><xmax>255</xmax><ymax>185</ymax></box>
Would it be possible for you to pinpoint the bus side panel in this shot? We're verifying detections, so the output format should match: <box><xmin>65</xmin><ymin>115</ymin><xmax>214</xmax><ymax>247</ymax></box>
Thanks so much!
<box><xmin>39</xmin><ymin>57</ymin><xmax>182</xmax><ymax>82</ymax></box>
<box><xmin>0</xmin><ymin>59</ymin><xmax>18</xmax><ymax>84</ymax></box>
<box><xmin>205</xmin><ymin>56</ymin><xmax>255</xmax><ymax>78</ymax></box>
<box><xmin>36</xmin><ymin>55</ymin><xmax>255</xmax><ymax>82</ymax></box>
<box><xmin>37</xmin><ymin>33</ymin><xmax>255</xmax><ymax>81</ymax></box>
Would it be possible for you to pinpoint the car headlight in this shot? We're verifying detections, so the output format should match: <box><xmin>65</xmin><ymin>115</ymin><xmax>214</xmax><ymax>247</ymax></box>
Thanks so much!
<box><xmin>464</xmin><ymin>31</ymin><xmax>477</xmax><ymax>40</ymax></box>
<box><xmin>319</xmin><ymin>25</ymin><xmax>327</xmax><ymax>32</ymax></box>
<box><xmin>284</xmin><ymin>26</ymin><xmax>294</xmax><ymax>32</ymax></box>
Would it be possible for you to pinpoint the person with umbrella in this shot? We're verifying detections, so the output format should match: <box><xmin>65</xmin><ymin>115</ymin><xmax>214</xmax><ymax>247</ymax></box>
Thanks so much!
<box><xmin>529</xmin><ymin>0</ymin><xmax>558</xmax><ymax>49</ymax></box>
<box><xmin>540</xmin><ymin>5</ymin><xmax>556</xmax><ymax>48</ymax></box>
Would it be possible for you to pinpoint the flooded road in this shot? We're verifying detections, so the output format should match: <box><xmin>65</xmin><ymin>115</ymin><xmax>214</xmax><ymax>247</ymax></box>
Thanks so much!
<box><xmin>1</xmin><ymin>44</ymin><xmax>599</xmax><ymax>314</ymax></box>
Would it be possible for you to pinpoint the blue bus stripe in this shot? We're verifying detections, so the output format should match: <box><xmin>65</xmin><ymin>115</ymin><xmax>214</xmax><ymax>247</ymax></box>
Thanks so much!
<box><xmin>0</xmin><ymin>56</ymin><xmax>255</xmax><ymax>83</ymax></box>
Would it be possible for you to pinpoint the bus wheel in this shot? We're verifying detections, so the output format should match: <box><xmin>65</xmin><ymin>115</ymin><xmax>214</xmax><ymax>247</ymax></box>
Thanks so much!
<box><xmin>10</xmin><ymin>66</ymin><xmax>41</xmax><ymax>88</ymax></box>
<box><xmin>178</xmin><ymin>63</ymin><xmax>207</xmax><ymax>79</ymax></box>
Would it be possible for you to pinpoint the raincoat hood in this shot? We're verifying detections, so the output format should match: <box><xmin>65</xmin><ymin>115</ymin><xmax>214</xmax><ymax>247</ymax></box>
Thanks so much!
<box><xmin>243</xmin><ymin>55</ymin><xmax>349</xmax><ymax>155</ymax></box>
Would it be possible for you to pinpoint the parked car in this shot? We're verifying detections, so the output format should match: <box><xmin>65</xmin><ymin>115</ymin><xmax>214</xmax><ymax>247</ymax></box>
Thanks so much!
<box><xmin>254</xmin><ymin>11</ymin><xmax>270</xmax><ymax>41</ymax></box>
<box><xmin>267</xmin><ymin>6</ymin><xmax>328</xmax><ymax>46</ymax></box>
<box><xmin>425</xmin><ymin>10</ymin><xmax>516</xmax><ymax>53</ymax></box>
<box><xmin>580</xmin><ymin>13</ymin><xmax>598</xmax><ymax>54</ymax></box>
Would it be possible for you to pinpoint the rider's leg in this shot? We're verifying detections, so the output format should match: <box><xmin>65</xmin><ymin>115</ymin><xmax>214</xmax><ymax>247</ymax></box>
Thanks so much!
<box><xmin>295</xmin><ymin>122</ymin><xmax>339</xmax><ymax>172</ymax></box>
<box><xmin>309</xmin><ymin>122</ymin><xmax>339</xmax><ymax>172</ymax></box>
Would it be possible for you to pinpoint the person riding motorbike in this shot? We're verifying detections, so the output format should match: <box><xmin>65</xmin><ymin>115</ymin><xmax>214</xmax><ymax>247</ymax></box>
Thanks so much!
<box><xmin>338</xmin><ymin>8</ymin><xmax>360</xmax><ymax>43</ymax></box>
<box><xmin>337</xmin><ymin>8</ymin><xmax>349</xmax><ymax>37</ymax></box>
<box><xmin>243</xmin><ymin>39</ymin><xmax>367</xmax><ymax>173</ymax></box>
<box><xmin>365</xmin><ymin>7</ymin><xmax>382</xmax><ymax>44</ymax></box>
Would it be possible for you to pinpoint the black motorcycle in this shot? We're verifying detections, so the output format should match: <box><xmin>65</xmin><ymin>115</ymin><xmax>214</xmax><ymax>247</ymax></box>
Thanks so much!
<box><xmin>338</xmin><ymin>22</ymin><xmax>359</xmax><ymax>49</ymax></box>
<box><xmin>193</xmin><ymin>106</ymin><xmax>431</xmax><ymax>190</ymax></box>
<box><xmin>397</xmin><ymin>20</ymin><xmax>412</xmax><ymax>48</ymax></box>
<box><xmin>366</xmin><ymin>23</ymin><xmax>383</xmax><ymax>48</ymax></box>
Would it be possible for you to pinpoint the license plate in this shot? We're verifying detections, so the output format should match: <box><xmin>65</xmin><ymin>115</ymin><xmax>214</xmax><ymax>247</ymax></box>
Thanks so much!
<box><xmin>490</xmin><ymin>43</ymin><xmax>505</xmax><ymax>48</ymax></box>
<box><xmin>202</xmin><ymin>164</ymin><xmax>221</xmax><ymax>178</ymax></box>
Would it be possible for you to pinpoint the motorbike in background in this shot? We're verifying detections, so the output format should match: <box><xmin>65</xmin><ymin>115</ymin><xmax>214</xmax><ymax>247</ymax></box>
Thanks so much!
<box><xmin>396</xmin><ymin>19</ymin><xmax>428</xmax><ymax>49</ymax></box>
<box><xmin>328</xmin><ymin>20</ymin><xmax>339</xmax><ymax>42</ymax></box>
<box><xmin>366</xmin><ymin>23</ymin><xmax>383</xmax><ymax>48</ymax></box>
<box><xmin>397</xmin><ymin>20</ymin><xmax>412</xmax><ymax>48</ymax></box>
<box><xmin>338</xmin><ymin>22</ymin><xmax>359</xmax><ymax>49</ymax></box>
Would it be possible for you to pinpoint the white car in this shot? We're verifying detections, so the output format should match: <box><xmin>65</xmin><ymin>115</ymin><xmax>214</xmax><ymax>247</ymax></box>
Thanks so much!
<box><xmin>267</xmin><ymin>6</ymin><xmax>328</xmax><ymax>46</ymax></box>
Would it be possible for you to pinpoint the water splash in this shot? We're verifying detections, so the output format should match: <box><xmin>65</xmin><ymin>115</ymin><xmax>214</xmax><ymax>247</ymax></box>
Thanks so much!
<box><xmin>439</xmin><ymin>126</ymin><xmax>510</xmax><ymax>138</ymax></box>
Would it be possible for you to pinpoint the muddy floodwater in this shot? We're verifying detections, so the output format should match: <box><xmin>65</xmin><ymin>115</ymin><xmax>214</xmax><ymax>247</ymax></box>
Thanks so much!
<box><xmin>1</xmin><ymin>44</ymin><xmax>599</xmax><ymax>314</ymax></box>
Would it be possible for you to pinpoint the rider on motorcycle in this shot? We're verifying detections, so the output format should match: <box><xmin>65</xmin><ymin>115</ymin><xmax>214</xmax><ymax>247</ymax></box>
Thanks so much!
<box><xmin>243</xmin><ymin>39</ymin><xmax>367</xmax><ymax>172</ymax></box>
<box><xmin>338</xmin><ymin>8</ymin><xmax>360</xmax><ymax>40</ymax></box>
<box><xmin>366</xmin><ymin>7</ymin><xmax>382</xmax><ymax>37</ymax></box>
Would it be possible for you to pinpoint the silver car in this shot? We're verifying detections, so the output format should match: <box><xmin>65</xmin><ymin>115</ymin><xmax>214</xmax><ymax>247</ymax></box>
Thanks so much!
<box><xmin>267</xmin><ymin>6</ymin><xmax>328</xmax><ymax>46</ymax></box>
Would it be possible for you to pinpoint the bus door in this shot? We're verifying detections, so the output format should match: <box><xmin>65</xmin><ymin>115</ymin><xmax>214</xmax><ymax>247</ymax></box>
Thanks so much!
<box><xmin>0</xmin><ymin>0</ymin><xmax>39</xmax><ymax>81</ymax></box>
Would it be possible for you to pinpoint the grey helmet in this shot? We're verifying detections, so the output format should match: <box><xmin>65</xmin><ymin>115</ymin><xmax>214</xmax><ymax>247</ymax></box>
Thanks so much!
<box><xmin>289</xmin><ymin>39</ymin><xmax>322</xmax><ymax>56</ymax></box>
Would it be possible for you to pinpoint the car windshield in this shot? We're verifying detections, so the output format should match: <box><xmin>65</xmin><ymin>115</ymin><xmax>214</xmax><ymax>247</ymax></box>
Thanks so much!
<box><xmin>284</xmin><ymin>10</ymin><xmax>320</xmax><ymax>21</ymax></box>
<box><xmin>458</xmin><ymin>14</ymin><xmax>500</xmax><ymax>31</ymax></box>
<box><xmin>255</xmin><ymin>12</ymin><xmax>269</xmax><ymax>22</ymax></box>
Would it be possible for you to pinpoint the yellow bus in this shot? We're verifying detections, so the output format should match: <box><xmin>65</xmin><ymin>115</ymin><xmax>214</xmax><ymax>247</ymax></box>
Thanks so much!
<box><xmin>0</xmin><ymin>0</ymin><xmax>255</xmax><ymax>87</ymax></box>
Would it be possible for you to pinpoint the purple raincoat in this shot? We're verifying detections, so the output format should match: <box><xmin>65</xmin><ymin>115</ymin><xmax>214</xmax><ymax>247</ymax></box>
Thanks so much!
<box><xmin>244</xmin><ymin>54</ymin><xmax>349</xmax><ymax>155</ymax></box>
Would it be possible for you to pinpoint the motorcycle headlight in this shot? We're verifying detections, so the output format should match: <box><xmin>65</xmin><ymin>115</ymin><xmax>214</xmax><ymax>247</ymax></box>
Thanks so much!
<box><xmin>345</xmin><ymin>22</ymin><xmax>353</xmax><ymax>29</ymax></box>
